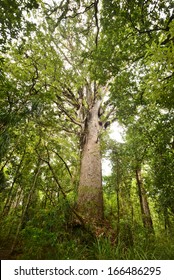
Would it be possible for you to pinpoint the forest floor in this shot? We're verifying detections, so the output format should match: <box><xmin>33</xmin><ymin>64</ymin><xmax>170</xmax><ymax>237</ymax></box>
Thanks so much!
<box><xmin>1</xmin><ymin>223</ymin><xmax>174</xmax><ymax>260</ymax></box>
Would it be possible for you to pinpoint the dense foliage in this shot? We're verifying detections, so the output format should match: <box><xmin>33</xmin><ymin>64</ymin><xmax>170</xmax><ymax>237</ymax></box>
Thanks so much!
<box><xmin>0</xmin><ymin>0</ymin><xmax>174</xmax><ymax>259</ymax></box>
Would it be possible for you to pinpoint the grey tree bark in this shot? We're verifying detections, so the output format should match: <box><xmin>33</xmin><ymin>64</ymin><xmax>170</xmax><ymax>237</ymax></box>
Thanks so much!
<box><xmin>76</xmin><ymin>100</ymin><xmax>104</xmax><ymax>224</ymax></box>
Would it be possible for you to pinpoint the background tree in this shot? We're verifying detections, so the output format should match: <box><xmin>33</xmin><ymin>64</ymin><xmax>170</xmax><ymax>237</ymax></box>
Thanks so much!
<box><xmin>0</xmin><ymin>0</ymin><xmax>39</xmax><ymax>49</ymax></box>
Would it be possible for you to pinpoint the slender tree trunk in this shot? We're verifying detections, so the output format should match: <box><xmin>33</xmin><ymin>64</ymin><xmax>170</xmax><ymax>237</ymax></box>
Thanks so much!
<box><xmin>116</xmin><ymin>189</ymin><xmax>120</xmax><ymax>230</ymax></box>
<box><xmin>164</xmin><ymin>207</ymin><xmax>170</xmax><ymax>233</ymax></box>
<box><xmin>135</xmin><ymin>167</ymin><xmax>154</xmax><ymax>233</ymax></box>
<box><xmin>115</xmin><ymin>157</ymin><xmax>120</xmax><ymax>239</ymax></box>
<box><xmin>2</xmin><ymin>148</ymin><xmax>26</xmax><ymax>217</ymax></box>
<box><xmin>10</xmin><ymin>159</ymin><xmax>41</xmax><ymax>254</ymax></box>
<box><xmin>76</xmin><ymin>100</ymin><xmax>104</xmax><ymax>224</ymax></box>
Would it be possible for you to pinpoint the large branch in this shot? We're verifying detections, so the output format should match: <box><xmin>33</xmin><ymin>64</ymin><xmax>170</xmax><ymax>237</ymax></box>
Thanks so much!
<box><xmin>61</xmin><ymin>107</ymin><xmax>83</xmax><ymax>127</ymax></box>
<box><xmin>55</xmin><ymin>97</ymin><xmax>83</xmax><ymax>127</ymax></box>
<box><xmin>51</xmin><ymin>149</ymin><xmax>72</xmax><ymax>178</ymax></box>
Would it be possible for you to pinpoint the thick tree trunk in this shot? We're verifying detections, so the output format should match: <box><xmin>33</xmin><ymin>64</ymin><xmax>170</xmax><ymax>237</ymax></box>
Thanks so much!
<box><xmin>135</xmin><ymin>167</ymin><xmax>154</xmax><ymax>233</ymax></box>
<box><xmin>76</xmin><ymin>100</ymin><xmax>104</xmax><ymax>224</ymax></box>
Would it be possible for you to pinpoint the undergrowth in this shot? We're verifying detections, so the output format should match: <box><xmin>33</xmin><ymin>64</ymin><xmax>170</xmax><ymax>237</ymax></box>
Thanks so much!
<box><xmin>1</xmin><ymin>207</ymin><xmax>174</xmax><ymax>260</ymax></box>
<box><xmin>12</xmin><ymin>227</ymin><xmax>174</xmax><ymax>260</ymax></box>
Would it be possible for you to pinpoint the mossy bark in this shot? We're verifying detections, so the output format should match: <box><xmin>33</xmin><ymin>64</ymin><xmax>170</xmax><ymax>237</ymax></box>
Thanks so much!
<box><xmin>77</xmin><ymin>100</ymin><xmax>104</xmax><ymax>224</ymax></box>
